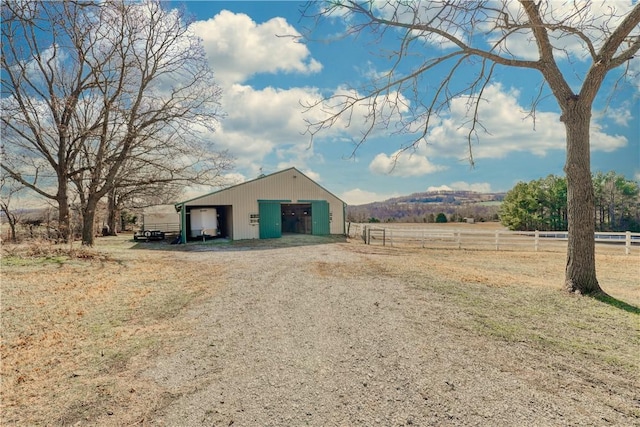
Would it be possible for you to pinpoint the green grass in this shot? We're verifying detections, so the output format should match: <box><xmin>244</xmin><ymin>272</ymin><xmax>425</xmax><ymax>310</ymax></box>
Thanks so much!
<box><xmin>594</xmin><ymin>293</ymin><xmax>640</xmax><ymax>314</ymax></box>
<box><xmin>1</xmin><ymin>255</ymin><xmax>68</xmax><ymax>266</ymax></box>
<box><xmin>420</xmin><ymin>279</ymin><xmax>639</xmax><ymax>371</ymax></box>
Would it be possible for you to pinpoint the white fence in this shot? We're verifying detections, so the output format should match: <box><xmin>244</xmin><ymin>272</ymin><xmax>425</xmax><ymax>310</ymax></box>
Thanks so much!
<box><xmin>347</xmin><ymin>223</ymin><xmax>638</xmax><ymax>255</ymax></box>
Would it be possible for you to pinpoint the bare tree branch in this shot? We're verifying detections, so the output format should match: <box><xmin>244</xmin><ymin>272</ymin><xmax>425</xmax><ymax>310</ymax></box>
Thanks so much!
<box><xmin>2</xmin><ymin>0</ymin><xmax>230</xmax><ymax>245</ymax></box>
<box><xmin>301</xmin><ymin>0</ymin><xmax>640</xmax><ymax>295</ymax></box>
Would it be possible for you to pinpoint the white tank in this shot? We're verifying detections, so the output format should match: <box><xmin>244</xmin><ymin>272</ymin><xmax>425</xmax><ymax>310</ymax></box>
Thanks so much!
<box><xmin>190</xmin><ymin>208</ymin><xmax>218</xmax><ymax>237</ymax></box>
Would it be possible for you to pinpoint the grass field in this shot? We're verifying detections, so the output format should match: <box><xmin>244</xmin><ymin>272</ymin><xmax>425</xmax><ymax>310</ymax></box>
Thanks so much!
<box><xmin>1</xmin><ymin>233</ymin><xmax>638</xmax><ymax>424</ymax></box>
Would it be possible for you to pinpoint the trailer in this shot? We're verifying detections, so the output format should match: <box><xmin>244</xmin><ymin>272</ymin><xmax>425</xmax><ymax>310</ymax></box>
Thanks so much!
<box><xmin>133</xmin><ymin>229</ymin><xmax>165</xmax><ymax>241</ymax></box>
<box><xmin>189</xmin><ymin>208</ymin><xmax>220</xmax><ymax>239</ymax></box>
<box><xmin>133</xmin><ymin>205</ymin><xmax>181</xmax><ymax>242</ymax></box>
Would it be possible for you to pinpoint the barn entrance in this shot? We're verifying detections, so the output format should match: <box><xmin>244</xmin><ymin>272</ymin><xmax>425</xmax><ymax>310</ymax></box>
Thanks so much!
<box><xmin>258</xmin><ymin>200</ymin><xmax>330</xmax><ymax>239</ymax></box>
<box><xmin>281</xmin><ymin>203</ymin><xmax>312</xmax><ymax>234</ymax></box>
<box><xmin>282</xmin><ymin>201</ymin><xmax>330</xmax><ymax>236</ymax></box>
<box><xmin>184</xmin><ymin>205</ymin><xmax>232</xmax><ymax>241</ymax></box>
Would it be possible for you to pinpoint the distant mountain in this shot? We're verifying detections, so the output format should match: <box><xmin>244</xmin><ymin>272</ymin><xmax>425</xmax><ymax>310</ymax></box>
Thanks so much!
<box><xmin>382</xmin><ymin>190</ymin><xmax>505</xmax><ymax>205</ymax></box>
<box><xmin>347</xmin><ymin>190</ymin><xmax>505</xmax><ymax>223</ymax></box>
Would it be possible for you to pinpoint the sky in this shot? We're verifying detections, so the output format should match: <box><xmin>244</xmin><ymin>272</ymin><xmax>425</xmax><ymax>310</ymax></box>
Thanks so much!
<box><xmin>171</xmin><ymin>1</ymin><xmax>639</xmax><ymax>205</ymax></box>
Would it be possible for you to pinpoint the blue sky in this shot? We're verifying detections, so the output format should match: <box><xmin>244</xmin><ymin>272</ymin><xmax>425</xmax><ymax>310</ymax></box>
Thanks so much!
<box><xmin>173</xmin><ymin>1</ymin><xmax>639</xmax><ymax>205</ymax></box>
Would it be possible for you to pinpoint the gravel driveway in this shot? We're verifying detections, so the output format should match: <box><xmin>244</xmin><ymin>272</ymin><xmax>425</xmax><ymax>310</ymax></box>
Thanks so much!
<box><xmin>143</xmin><ymin>237</ymin><xmax>636</xmax><ymax>426</ymax></box>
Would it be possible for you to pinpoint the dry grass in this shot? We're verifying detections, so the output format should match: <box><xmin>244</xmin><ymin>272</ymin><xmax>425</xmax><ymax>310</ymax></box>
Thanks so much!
<box><xmin>1</xmin><ymin>237</ymin><xmax>225</xmax><ymax>425</ymax></box>
<box><xmin>1</xmin><ymin>234</ymin><xmax>639</xmax><ymax>425</ymax></box>
<box><xmin>346</xmin><ymin>243</ymin><xmax>640</xmax><ymax>422</ymax></box>
<box><xmin>352</xmin><ymin>243</ymin><xmax>640</xmax><ymax>388</ymax></box>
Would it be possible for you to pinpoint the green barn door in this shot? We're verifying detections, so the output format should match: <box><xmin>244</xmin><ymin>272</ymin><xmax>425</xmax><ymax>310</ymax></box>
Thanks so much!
<box><xmin>311</xmin><ymin>201</ymin><xmax>330</xmax><ymax>235</ymax></box>
<box><xmin>259</xmin><ymin>201</ymin><xmax>282</xmax><ymax>239</ymax></box>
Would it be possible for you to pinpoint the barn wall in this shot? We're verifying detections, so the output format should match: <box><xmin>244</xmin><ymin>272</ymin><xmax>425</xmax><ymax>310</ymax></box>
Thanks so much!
<box><xmin>182</xmin><ymin>168</ymin><xmax>345</xmax><ymax>240</ymax></box>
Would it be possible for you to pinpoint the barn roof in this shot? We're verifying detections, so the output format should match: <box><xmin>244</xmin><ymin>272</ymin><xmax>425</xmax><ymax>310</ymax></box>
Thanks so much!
<box><xmin>175</xmin><ymin>167</ymin><xmax>346</xmax><ymax>207</ymax></box>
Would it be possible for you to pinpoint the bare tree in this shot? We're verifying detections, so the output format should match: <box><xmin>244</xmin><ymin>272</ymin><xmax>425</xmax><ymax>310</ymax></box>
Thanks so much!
<box><xmin>1</xmin><ymin>1</ymin><xmax>87</xmax><ymax>242</ymax></box>
<box><xmin>0</xmin><ymin>171</ymin><xmax>25</xmax><ymax>242</ymax></box>
<box><xmin>103</xmin><ymin>147</ymin><xmax>233</xmax><ymax>235</ymax></box>
<box><xmin>302</xmin><ymin>1</ymin><xmax>640</xmax><ymax>295</ymax></box>
<box><xmin>1</xmin><ymin>0</ymin><xmax>228</xmax><ymax>246</ymax></box>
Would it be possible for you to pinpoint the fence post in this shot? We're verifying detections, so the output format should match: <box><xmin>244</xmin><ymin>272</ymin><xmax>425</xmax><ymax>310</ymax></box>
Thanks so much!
<box><xmin>422</xmin><ymin>230</ymin><xmax>425</xmax><ymax>248</ymax></box>
<box><xmin>383</xmin><ymin>228</ymin><xmax>386</xmax><ymax>246</ymax></box>
<box><xmin>389</xmin><ymin>229</ymin><xmax>393</xmax><ymax>247</ymax></box>
<box><xmin>366</xmin><ymin>227</ymin><xmax>370</xmax><ymax>245</ymax></box>
<box><xmin>535</xmin><ymin>230</ymin><xmax>539</xmax><ymax>252</ymax></box>
<box><xmin>495</xmin><ymin>231</ymin><xmax>500</xmax><ymax>250</ymax></box>
<box><xmin>456</xmin><ymin>230</ymin><xmax>461</xmax><ymax>249</ymax></box>
<box><xmin>626</xmin><ymin>231</ymin><xmax>631</xmax><ymax>255</ymax></box>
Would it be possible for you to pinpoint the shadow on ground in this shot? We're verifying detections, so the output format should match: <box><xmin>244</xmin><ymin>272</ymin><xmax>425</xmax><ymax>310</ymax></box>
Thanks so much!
<box><xmin>594</xmin><ymin>293</ymin><xmax>640</xmax><ymax>315</ymax></box>
<box><xmin>130</xmin><ymin>233</ymin><xmax>349</xmax><ymax>252</ymax></box>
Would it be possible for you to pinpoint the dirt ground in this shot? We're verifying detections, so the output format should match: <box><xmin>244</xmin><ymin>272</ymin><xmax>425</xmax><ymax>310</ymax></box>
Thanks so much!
<box><xmin>1</xmin><ymin>233</ymin><xmax>638</xmax><ymax>426</ymax></box>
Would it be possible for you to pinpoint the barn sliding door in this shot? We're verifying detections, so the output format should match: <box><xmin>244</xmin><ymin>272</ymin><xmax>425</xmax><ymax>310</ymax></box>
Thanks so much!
<box><xmin>311</xmin><ymin>201</ymin><xmax>330</xmax><ymax>235</ymax></box>
<box><xmin>258</xmin><ymin>201</ymin><xmax>282</xmax><ymax>239</ymax></box>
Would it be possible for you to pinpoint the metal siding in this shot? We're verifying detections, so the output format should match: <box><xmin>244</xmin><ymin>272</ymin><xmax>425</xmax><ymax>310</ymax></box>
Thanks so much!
<box><xmin>182</xmin><ymin>168</ymin><xmax>346</xmax><ymax>240</ymax></box>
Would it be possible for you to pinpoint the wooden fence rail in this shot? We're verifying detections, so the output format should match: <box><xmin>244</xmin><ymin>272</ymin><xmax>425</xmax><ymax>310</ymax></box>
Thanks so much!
<box><xmin>347</xmin><ymin>223</ymin><xmax>638</xmax><ymax>255</ymax></box>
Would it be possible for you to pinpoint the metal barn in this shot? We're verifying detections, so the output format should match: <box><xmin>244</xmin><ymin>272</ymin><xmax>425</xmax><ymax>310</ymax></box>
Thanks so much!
<box><xmin>174</xmin><ymin>168</ymin><xmax>346</xmax><ymax>242</ymax></box>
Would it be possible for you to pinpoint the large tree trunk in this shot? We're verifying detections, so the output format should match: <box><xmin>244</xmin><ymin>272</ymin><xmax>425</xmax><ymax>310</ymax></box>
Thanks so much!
<box><xmin>56</xmin><ymin>179</ymin><xmax>71</xmax><ymax>243</ymax></box>
<box><xmin>81</xmin><ymin>201</ymin><xmax>98</xmax><ymax>246</ymax></box>
<box><xmin>106</xmin><ymin>189</ymin><xmax>119</xmax><ymax>236</ymax></box>
<box><xmin>563</xmin><ymin>109</ymin><xmax>603</xmax><ymax>295</ymax></box>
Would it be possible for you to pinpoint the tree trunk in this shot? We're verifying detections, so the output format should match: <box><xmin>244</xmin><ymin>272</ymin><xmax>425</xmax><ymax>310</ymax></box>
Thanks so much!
<box><xmin>8</xmin><ymin>217</ymin><xmax>17</xmax><ymax>242</ymax></box>
<box><xmin>563</xmin><ymin>108</ymin><xmax>603</xmax><ymax>295</ymax></box>
<box><xmin>81</xmin><ymin>202</ymin><xmax>98</xmax><ymax>246</ymax></box>
<box><xmin>106</xmin><ymin>189</ymin><xmax>119</xmax><ymax>236</ymax></box>
<box><xmin>57</xmin><ymin>179</ymin><xmax>71</xmax><ymax>243</ymax></box>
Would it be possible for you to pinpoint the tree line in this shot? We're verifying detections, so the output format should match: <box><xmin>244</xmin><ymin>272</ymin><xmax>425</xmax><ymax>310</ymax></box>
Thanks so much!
<box><xmin>1</xmin><ymin>1</ymin><xmax>231</xmax><ymax>246</ymax></box>
<box><xmin>499</xmin><ymin>172</ymin><xmax>639</xmax><ymax>232</ymax></box>
<box><xmin>347</xmin><ymin>202</ymin><xmax>500</xmax><ymax>224</ymax></box>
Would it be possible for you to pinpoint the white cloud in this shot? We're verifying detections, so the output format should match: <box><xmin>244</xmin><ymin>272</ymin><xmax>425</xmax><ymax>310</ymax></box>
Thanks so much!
<box><xmin>180</xmin><ymin>4</ymin><xmax>633</xmax><ymax>191</ymax></box>
<box><xmin>190</xmin><ymin>10</ymin><xmax>321</xmax><ymax>86</ymax></box>
<box><xmin>178</xmin><ymin>172</ymin><xmax>247</xmax><ymax>201</ymax></box>
<box><xmin>425</xmin><ymin>83</ymin><xmax>628</xmax><ymax>160</ymax></box>
<box><xmin>603</xmin><ymin>105</ymin><xmax>633</xmax><ymax>126</ymax></box>
<box><xmin>206</xmin><ymin>84</ymin><xmax>322</xmax><ymax>169</ymax></box>
<box><xmin>426</xmin><ymin>184</ymin><xmax>453</xmax><ymax>192</ymax></box>
<box><xmin>304</xmin><ymin>85</ymin><xmax>411</xmax><ymax>143</ymax></box>
<box><xmin>218</xmin><ymin>172</ymin><xmax>246</xmax><ymax>188</ymax></box>
<box><xmin>341</xmin><ymin>188</ymin><xmax>398</xmax><ymax>205</ymax></box>
<box><xmin>179</xmin><ymin>183</ymin><xmax>217</xmax><ymax>201</ymax></box>
<box><xmin>301</xmin><ymin>169</ymin><xmax>321</xmax><ymax>183</ymax></box>
<box><xmin>427</xmin><ymin>181</ymin><xmax>492</xmax><ymax>193</ymax></box>
<box><xmin>369</xmin><ymin>150</ymin><xmax>447</xmax><ymax>177</ymax></box>
<box><xmin>208</xmin><ymin>81</ymin><xmax>414</xmax><ymax>175</ymax></box>
<box><xmin>485</xmin><ymin>1</ymin><xmax>638</xmax><ymax>62</ymax></box>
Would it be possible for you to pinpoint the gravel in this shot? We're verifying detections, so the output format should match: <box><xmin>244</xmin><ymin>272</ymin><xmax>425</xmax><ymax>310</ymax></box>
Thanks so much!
<box><xmin>143</xmin><ymin>237</ymin><xmax>637</xmax><ymax>426</ymax></box>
